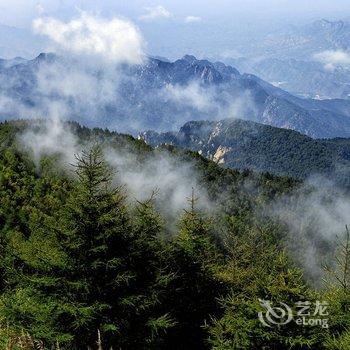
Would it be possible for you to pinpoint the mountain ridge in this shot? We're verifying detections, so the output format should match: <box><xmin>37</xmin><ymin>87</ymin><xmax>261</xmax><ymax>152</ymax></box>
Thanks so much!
<box><xmin>1</xmin><ymin>52</ymin><xmax>350</xmax><ymax>137</ymax></box>
<box><xmin>140</xmin><ymin>118</ymin><xmax>350</xmax><ymax>187</ymax></box>
<box><xmin>229</xmin><ymin>18</ymin><xmax>350</xmax><ymax>99</ymax></box>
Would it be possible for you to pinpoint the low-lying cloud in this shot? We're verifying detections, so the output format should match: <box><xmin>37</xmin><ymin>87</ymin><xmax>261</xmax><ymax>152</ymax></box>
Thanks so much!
<box><xmin>162</xmin><ymin>81</ymin><xmax>258</xmax><ymax>124</ymax></box>
<box><xmin>19</xmin><ymin>107</ymin><xmax>79</xmax><ymax>167</ymax></box>
<box><xmin>18</xmin><ymin>115</ymin><xmax>211</xmax><ymax>227</ymax></box>
<box><xmin>270</xmin><ymin>176</ymin><xmax>350</xmax><ymax>286</ymax></box>
<box><xmin>164</xmin><ymin>82</ymin><xmax>213</xmax><ymax>111</ymax></box>
<box><xmin>314</xmin><ymin>50</ymin><xmax>350</xmax><ymax>70</ymax></box>
<box><xmin>105</xmin><ymin>147</ymin><xmax>211</xmax><ymax>223</ymax></box>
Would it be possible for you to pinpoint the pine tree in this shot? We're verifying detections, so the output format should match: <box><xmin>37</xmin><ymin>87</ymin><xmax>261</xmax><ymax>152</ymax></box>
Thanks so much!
<box><xmin>118</xmin><ymin>193</ymin><xmax>177</xmax><ymax>348</ymax></box>
<box><xmin>54</xmin><ymin>146</ymin><xmax>135</xmax><ymax>348</ymax></box>
<box><xmin>208</xmin><ymin>226</ymin><xmax>322</xmax><ymax>349</ymax></box>
<box><xmin>323</xmin><ymin>226</ymin><xmax>350</xmax><ymax>349</ymax></box>
<box><xmin>0</xmin><ymin>147</ymin><xmax>73</xmax><ymax>346</ymax></box>
<box><xmin>0</xmin><ymin>146</ymin><xmax>183</xmax><ymax>349</ymax></box>
<box><xmin>0</xmin><ymin>146</ymin><xmax>134</xmax><ymax>348</ymax></box>
<box><xmin>160</xmin><ymin>190</ymin><xmax>227</xmax><ymax>349</ymax></box>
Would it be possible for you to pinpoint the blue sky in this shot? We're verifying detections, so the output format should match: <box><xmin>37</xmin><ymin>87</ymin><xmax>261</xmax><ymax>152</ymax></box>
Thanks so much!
<box><xmin>2</xmin><ymin>0</ymin><xmax>350</xmax><ymax>27</ymax></box>
<box><xmin>1</xmin><ymin>0</ymin><xmax>350</xmax><ymax>59</ymax></box>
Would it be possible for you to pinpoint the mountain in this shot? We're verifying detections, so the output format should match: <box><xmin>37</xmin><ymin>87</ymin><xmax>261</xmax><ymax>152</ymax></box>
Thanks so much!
<box><xmin>228</xmin><ymin>19</ymin><xmax>350</xmax><ymax>62</ymax></box>
<box><xmin>231</xmin><ymin>57</ymin><xmax>350</xmax><ymax>99</ymax></box>
<box><xmin>0</xmin><ymin>56</ymin><xmax>26</xmax><ymax>69</ymax></box>
<box><xmin>140</xmin><ymin>118</ymin><xmax>350</xmax><ymax>187</ymax></box>
<box><xmin>1</xmin><ymin>53</ymin><xmax>350</xmax><ymax>137</ymax></box>
<box><xmin>283</xmin><ymin>19</ymin><xmax>350</xmax><ymax>57</ymax></box>
<box><xmin>226</xmin><ymin>19</ymin><xmax>350</xmax><ymax>99</ymax></box>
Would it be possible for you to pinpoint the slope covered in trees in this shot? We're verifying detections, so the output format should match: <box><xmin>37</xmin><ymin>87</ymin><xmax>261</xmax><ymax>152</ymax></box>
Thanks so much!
<box><xmin>0</xmin><ymin>120</ymin><xmax>349</xmax><ymax>349</ymax></box>
<box><xmin>141</xmin><ymin>118</ymin><xmax>350</xmax><ymax>188</ymax></box>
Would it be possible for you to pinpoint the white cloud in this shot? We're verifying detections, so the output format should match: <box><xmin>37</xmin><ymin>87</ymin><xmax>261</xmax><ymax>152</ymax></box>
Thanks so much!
<box><xmin>139</xmin><ymin>5</ymin><xmax>172</xmax><ymax>21</ymax></box>
<box><xmin>163</xmin><ymin>81</ymin><xmax>257</xmax><ymax>122</ymax></box>
<box><xmin>33</xmin><ymin>12</ymin><xmax>144</xmax><ymax>64</ymax></box>
<box><xmin>105</xmin><ymin>147</ymin><xmax>211</xmax><ymax>222</ymax></box>
<box><xmin>185</xmin><ymin>16</ymin><xmax>202</xmax><ymax>23</ymax></box>
<box><xmin>314</xmin><ymin>50</ymin><xmax>350</xmax><ymax>70</ymax></box>
<box><xmin>164</xmin><ymin>82</ymin><xmax>213</xmax><ymax>111</ymax></box>
<box><xmin>270</xmin><ymin>176</ymin><xmax>350</xmax><ymax>283</ymax></box>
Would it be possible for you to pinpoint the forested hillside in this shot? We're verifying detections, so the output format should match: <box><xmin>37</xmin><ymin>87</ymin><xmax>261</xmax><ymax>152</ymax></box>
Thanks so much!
<box><xmin>141</xmin><ymin>118</ymin><xmax>350</xmax><ymax>188</ymax></box>
<box><xmin>0</xmin><ymin>120</ymin><xmax>349</xmax><ymax>349</ymax></box>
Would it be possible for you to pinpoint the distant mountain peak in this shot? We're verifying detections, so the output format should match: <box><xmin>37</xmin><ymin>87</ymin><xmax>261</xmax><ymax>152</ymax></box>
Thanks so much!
<box><xmin>182</xmin><ymin>54</ymin><xmax>197</xmax><ymax>63</ymax></box>
<box><xmin>1</xmin><ymin>52</ymin><xmax>350</xmax><ymax>138</ymax></box>
<box><xmin>35</xmin><ymin>52</ymin><xmax>57</xmax><ymax>63</ymax></box>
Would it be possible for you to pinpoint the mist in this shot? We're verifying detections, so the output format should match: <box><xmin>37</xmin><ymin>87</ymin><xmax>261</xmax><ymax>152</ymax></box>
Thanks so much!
<box><xmin>0</xmin><ymin>11</ymin><xmax>260</xmax><ymax>135</ymax></box>
<box><xmin>2</xmin><ymin>11</ymin><xmax>245</xmax><ymax>224</ymax></box>
<box><xmin>105</xmin><ymin>146</ymin><xmax>211</xmax><ymax>222</ymax></box>
<box><xmin>269</xmin><ymin>176</ymin><xmax>350</xmax><ymax>286</ymax></box>
<box><xmin>3</xmin><ymin>5</ymin><xmax>350</xmax><ymax>284</ymax></box>
<box><xmin>17</xmin><ymin>115</ymin><xmax>212</xmax><ymax>231</ymax></box>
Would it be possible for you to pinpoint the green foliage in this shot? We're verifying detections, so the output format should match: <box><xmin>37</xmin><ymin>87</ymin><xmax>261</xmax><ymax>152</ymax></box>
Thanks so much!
<box><xmin>0</xmin><ymin>121</ymin><xmax>347</xmax><ymax>349</ymax></box>
<box><xmin>322</xmin><ymin>227</ymin><xmax>350</xmax><ymax>349</ymax></box>
<box><xmin>146</xmin><ymin>119</ymin><xmax>350</xmax><ymax>188</ymax></box>
<box><xmin>208</xmin><ymin>227</ymin><xmax>321</xmax><ymax>349</ymax></box>
<box><xmin>157</xmin><ymin>193</ymin><xmax>227</xmax><ymax>349</ymax></box>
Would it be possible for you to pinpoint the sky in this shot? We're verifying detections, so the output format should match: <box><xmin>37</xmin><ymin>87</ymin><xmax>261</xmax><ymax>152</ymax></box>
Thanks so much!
<box><xmin>1</xmin><ymin>0</ymin><xmax>350</xmax><ymax>59</ymax></box>
<box><xmin>2</xmin><ymin>0</ymin><xmax>350</xmax><ymax>28</ymax></box>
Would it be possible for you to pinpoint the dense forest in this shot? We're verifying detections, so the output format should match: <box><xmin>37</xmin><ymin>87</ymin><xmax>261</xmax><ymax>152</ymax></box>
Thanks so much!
<box><xmin>141</xmin><ymin>118</ymin><xmax>350</xmax><ymax>188</ymax></box>
<box><xmin>0</xmin><ymin>120</ymin><xmax>349</xmax><ymax>349</ymax></box>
